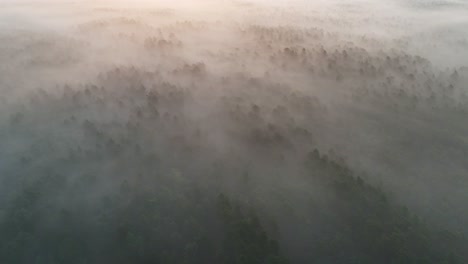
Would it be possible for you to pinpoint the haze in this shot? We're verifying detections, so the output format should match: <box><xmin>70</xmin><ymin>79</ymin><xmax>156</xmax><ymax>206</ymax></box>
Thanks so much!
<box><xmin>0</xmin><ymin>0</ymin><xmax>467</xmax><ymax>263</ymax></box>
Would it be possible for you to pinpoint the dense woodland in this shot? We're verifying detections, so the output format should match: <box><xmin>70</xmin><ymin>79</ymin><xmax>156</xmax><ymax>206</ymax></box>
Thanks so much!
<box><xmin>0</xmin><ymin>73</ymin><xmax>466</xmax><ymax>263</ymax></box>
<box><xmin>0</xmin><ymin>0</ymin><xmax>468</xmax><ymax>263</ymax></box>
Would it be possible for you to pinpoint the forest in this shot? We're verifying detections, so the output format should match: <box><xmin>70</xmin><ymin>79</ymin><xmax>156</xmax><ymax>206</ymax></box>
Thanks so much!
<box><xmin>0</xmin><ymin>0</ymin><xmax>467</xmax><ymax>263</ymax></box>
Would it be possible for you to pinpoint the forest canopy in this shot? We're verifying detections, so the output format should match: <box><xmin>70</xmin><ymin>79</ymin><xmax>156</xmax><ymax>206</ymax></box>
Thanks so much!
<box><xmin>0</xmin><ymin>0</ymin><xmax>467</xmax><ymax>263</ymax></box>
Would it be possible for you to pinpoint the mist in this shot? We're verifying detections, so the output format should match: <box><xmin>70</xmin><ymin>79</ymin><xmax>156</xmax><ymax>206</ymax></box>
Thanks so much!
<box><xmin>0</xmin><ymin>0</ymin><xmax>467</xmax><ymax>263</ymax></box>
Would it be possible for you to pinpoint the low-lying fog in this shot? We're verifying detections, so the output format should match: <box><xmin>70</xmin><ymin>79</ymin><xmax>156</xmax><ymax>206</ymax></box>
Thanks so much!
<box><xmin>0</xmin><ymin>0</ymin><xmax>467</xmax><ymax>263</ymax></box>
